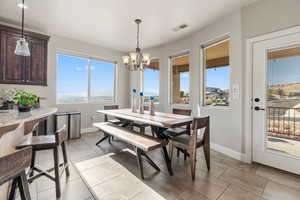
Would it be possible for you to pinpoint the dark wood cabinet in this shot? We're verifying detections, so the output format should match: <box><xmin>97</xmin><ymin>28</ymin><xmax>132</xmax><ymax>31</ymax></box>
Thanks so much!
<box><xmin>0</xmin><ymin>24</ymin><xmax>49</xmax><ymax>86</ymax></box>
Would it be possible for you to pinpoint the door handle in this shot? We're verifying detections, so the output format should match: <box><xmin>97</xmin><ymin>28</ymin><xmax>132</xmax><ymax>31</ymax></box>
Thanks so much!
<box><xmin>254</xmin><ymin>106</ymin><xmax>265</xmax><ymax>111</ymax></box>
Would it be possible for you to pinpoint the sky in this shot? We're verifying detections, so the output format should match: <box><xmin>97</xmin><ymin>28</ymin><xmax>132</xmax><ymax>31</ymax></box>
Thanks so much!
<box><xmin>58</xmin><ymin>54</ymin><xmax>233</xmax><ymax>99</ymax></box>
<box><xmin>268</xmin><ymin>56</ymin><xmax>300</xmax><ymax>85</ymax></box>
<box><xmin>206</xmin><ymin>66</ymin><xmax>230</xmax><ymax>90</ymax></box>
<box><xmin>143</xmin><ymin>68</ymin><xmax>160</xmax><ymax>96</ymax></box>
<box><xmin>57</xmin><ymin>54</ymin><xmax>115</xmax><ymax>97</ymax></box>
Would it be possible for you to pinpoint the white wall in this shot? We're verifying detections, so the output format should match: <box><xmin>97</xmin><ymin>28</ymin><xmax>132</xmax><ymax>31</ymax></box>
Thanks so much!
<box><xmin>135</xmin><ymin>11</ymin><xmax>243</xmax><ymax>157</ymax></box>
<box><xmin>0</xmin><ymin>26</ymin><xmax>129</xmax><ymax>130</ymax></box>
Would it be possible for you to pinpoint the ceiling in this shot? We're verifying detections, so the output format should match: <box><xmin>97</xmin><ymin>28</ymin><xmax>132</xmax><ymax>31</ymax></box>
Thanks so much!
<box><xmin>0</xmin><ymin>0</ymin><xmax>257</xmax><ymax>52</ymax></box>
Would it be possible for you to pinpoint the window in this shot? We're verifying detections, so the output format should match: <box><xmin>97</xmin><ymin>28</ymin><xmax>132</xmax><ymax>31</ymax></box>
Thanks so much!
<box><xmin>170</xmin><ymin>53</ymin><xmax>190</xmax><ymax>104</ymax></box>
<box><xmin>57</xmin><ymin>54</ymin><xmax>115</xmax><ymax>104</ymax></box>
<box><xmin>203</xmin><ymin>39</ymin><xmax>230</xmax><ymax>106</ymax></box>
<box><xmin>143</xmin><ymin>59</ymin><xmax>160</xmax><ymax>103</ymax></box>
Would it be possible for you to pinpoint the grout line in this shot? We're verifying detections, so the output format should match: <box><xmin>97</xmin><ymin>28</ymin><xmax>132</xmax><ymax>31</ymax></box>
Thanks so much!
<box><xmin>216</xmin><ymin>183</ymin><xmax>231</xmax><ymax>200</ymax></box>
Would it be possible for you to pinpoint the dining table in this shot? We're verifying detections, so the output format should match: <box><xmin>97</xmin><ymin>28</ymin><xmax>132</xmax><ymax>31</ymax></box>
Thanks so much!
<box><xmin>96</xmin><ymin>108</ymin><xmax>193</xmax><ymax>176</ymax></box>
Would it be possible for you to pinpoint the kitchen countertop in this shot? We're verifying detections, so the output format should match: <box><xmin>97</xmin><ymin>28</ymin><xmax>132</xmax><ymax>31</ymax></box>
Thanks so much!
<box><xmin>0</xmin><ymin>107</ymin><xmax>57</xmax><ymax>128</ymax></box>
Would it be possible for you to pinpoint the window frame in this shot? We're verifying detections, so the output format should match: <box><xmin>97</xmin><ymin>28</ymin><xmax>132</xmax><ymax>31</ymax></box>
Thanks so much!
<box><xmin>201</xmin><ymin>36</ymin><xmax>231</xmax><ymax>108</ymax></box>
<box><xmin>169</xmin><ymin>50</ymin><xmax>191</xmax><ymax>106</ymax></box>
<box><xmin>142</xmin><ymin>58</ymin><xmax>160</xmax><ymax>104</ymax></box>
<box><xmin>56</xmin><ymin>52</ymin><xmax>117</xmax><ymax>105</ymax></box>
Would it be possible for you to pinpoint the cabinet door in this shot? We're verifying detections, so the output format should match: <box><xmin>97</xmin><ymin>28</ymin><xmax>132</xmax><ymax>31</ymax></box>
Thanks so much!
<box><xmin>25</xmin><ymin>36</ymin><xmax>47</xmax><ymax>85</ymax></box>
<box><xmin>0</xmin><ymin>31</ymin><xmax>26</xmax><ymax>84</ymax></box>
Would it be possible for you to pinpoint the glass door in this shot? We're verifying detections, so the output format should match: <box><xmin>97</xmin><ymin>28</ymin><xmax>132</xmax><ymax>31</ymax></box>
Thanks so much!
<box><xmin>252</xmin><ymin>30</ymin><xmax>300</xmax><ymax>175</ymax></box>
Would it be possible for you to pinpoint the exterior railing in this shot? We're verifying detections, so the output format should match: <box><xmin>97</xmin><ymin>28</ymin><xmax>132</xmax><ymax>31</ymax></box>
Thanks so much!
<box><xmin>267</xmin><ymin>106</ymin><xmax>300</xmax><ymax>140</ymax></box>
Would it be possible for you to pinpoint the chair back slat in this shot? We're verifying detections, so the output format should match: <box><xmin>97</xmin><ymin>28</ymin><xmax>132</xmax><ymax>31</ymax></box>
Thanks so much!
<box><xmin>0</xmin><ymin>147</ymin><xmax>32</xmax><ymax>185</ymax></box>
<box><xmin>55</xmin><ymin>125</ymin><xmax>67</xmax><ymax>145</ymax></box>
<box><xmin>190</xmin><ymin>116</ymin><xmax>210</xmax><ymax>147</ymax></box>
<box><xmin>173</xmin><ymin>108</ymin><xmax>191</xmax><ymax>116</ymax></box>
<box><xmin>104</xmin><ymin>105</ymin><xmax>119</xmax><ymax>122</ymax></box>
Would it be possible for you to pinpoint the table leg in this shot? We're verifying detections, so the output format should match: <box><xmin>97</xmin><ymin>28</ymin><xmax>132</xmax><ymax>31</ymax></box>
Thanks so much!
<box><xmin>151</xmin><ymin>126</ymin><xmax>173</xmax><ymax>176</ymax></box>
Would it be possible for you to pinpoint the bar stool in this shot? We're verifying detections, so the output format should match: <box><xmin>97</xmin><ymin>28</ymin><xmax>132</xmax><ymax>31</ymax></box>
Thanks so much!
<box><xmin>0</xmin><ymin>147</ymin><xmax>32</xmax><ymax>200</ymax></box>
<box><xmin>16</xmin><ymin>124</ymin><xmax>70</xmax><ymax>198</ymax></box>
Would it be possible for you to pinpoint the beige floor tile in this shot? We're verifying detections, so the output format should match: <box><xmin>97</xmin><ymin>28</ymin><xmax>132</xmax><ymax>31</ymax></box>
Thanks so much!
<box><xmin>218</xmin><ymin>184</ymin><xmax>265</xmax><ymax>200</ymax></box>
<box><xmin>92</xmin><ymin>173</ymin><xmax>146</xmax><ymax>200</ymax></box>
<box><xmin>131</xmin><ymin>187</ymin><xmax>166</xmax><ymax>200</ymax></box>
<box><xmin>81</xmin><ymin>160</ymin><xmax>125</xmax><ymax>187</ymax></box>
<box><xmin>179</xmin><ymin>179</ymin><xmax>228</xmax><ymax>200</ymax></box>
<box><xmin>263</xmin><ymin>181</ymin><xmax>300</xmax><ymax>200</ymax></box>
<box><xmin>256</xmin><ymin>165</ymin><xmax>300</xmax><ymax>190</ymax></box>
<box><xmin>37</xmin><ymin>179</ymin><xmax>93</xmax><ymax>200</ymax></box>
<box><xmin>219</xmin><ymin>168</ymin><xmax>268</xmax><ymax>195</ymax></box>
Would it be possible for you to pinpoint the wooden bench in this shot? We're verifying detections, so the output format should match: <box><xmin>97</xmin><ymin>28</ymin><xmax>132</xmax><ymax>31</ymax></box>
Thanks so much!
<box><xmin>93</xmin><ymin>122</ymin><xmax>168</xmax><ymax>179</ymax></box>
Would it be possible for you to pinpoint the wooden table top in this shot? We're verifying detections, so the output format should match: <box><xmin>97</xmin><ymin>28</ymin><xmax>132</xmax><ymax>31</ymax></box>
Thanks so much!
<box><xmin>97</xmin><ymin>108</ymin><xmax>193</xmax><ymax>128</ymax></box>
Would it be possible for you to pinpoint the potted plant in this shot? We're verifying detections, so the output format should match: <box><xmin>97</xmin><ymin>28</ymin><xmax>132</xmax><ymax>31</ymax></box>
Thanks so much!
<box><xmin>13</xmin><ymin>91</ymin><xmax>38</xmax><ymax>112</ymax></box>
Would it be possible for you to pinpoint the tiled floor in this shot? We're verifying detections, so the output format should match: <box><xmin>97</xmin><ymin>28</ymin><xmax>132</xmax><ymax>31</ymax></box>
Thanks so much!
<box><xmin>23</xmin><ymin>131</ymin><xmax>300</xmax><ymax>200</ymax></box>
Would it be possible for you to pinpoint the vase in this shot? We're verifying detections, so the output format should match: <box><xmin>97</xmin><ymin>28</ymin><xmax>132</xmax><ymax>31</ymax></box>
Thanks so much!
<box><xmin>18</xmin><ymin>105</ymin><xmax>32</xmax><ymax>112</ymax></box>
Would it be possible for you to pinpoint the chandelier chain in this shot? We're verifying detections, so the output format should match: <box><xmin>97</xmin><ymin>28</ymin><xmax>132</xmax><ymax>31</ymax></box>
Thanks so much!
<box><xmin>136</xmin><ymin>21</ymin><xmax>140</xmax><ymax>49</ymax></box>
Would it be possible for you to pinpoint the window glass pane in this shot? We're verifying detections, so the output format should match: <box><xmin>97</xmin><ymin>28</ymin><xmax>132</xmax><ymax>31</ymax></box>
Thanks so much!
<box><xmin>171</xmin><ymin>55</ymin><xmax>190</xmax><ymax>104</ymax></box>
<box><xmin>266</xmin><ymin>46</ymin><xmax>300</xmax><ymax>157</ymax></box>
<box><xmin>203</xmin><ymin>40</ymin><xmax>230</xmax><ymax>106</ymax></box>
<box><xmin>57</xmin><ymin>54</ymin><xmax>88</xmax><ymax>104</ymax></box>
<box><xmin>90</xmin><ymin>59</ymin><xmax>115</xmax><ymax>102</ymax></box>
<box><xmin>144</xmin><ymin>60</ymin><xmax>160</xmax><ymax>102</ymax></box>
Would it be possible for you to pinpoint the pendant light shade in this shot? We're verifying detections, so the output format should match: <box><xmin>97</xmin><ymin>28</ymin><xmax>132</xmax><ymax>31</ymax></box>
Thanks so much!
<box><xmin>15</xmin><ymin>38</ymin><xmax>30</xmax><ymax>56</ymax></box>
<box><xmin>15</xmin><ymin>0</ymin><xmax>30</xmax><ymax>56</ymax></box>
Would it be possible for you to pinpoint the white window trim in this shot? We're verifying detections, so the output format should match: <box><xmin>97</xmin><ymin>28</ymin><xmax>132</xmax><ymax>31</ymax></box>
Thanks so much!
<box><xmin>169</xmin><ymin>50</ymin><xmax>191</xmax><ymax>106</ymax></box>
<box><xmin>200</xmin><ymin>36</ymin><xmax>231</xmax><ymax>109</ymax></box>
<box><xmin>56</xmin><ymin>52</ymin><xmax>117</xmax><ymax>105</ymax></box>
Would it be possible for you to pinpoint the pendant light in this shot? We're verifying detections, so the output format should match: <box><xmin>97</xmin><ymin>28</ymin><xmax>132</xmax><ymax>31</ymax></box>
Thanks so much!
<box><xmin>15</xmin><ymin>0</ymin><xmax>30</xmax><ymax>56</ymax></box>
<box><xmin>122</xmin><ymin>19</ymin><xmax>150</xmax><ymax>71</ymax></box>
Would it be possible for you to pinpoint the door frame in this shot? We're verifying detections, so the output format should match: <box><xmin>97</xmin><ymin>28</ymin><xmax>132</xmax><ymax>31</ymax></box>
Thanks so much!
<box><xmin>244</xmin><ymin>26</ymin><xmax>300</xmax><ymax>163</ymax></box>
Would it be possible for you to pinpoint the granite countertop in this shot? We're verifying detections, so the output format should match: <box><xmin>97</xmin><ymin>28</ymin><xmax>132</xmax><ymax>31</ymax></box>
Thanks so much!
<box><xmin>0</xmin><ymin>107</ymin><xmax>57</xmax><ymax>128</ymax></box>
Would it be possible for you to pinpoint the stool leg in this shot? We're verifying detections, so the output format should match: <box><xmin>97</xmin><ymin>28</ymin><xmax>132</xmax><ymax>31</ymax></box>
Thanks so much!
<box><xmin>8</xmin><ymin>178</ymin><xmax>18</xmax><ymax>200</ymax></box>
<box><xmin>18</xmin><ymin>171</ymin><xmax>31</xmax><ymax>200</ymax></box>
<box><xmin>29</xmin><ymin>150</ymin><xmax>36</xmax><ymax>177</ymax></box>
<box><xmin>61</xmin><ymin>142</ymin><xmax>70</xmax><ymax>177</ymax></box>
<box><xmin>53</xmin><ymin>147</ymin><xmax>61</xmax><ymax>198</ymax></box>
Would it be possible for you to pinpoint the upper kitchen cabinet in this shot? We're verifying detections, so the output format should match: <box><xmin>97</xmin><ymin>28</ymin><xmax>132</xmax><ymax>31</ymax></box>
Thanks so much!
<box><xmin>0</xmin><ymin>24</ymin><xmax>50</xmax><ymax>86</ymax></box>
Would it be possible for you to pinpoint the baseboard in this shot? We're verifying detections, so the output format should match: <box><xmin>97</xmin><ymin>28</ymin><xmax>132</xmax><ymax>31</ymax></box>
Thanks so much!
<box><xmin>211</xmin><ymin>143</ymin><xmax>243</xmax><ymax>161</ymax></box>
<box><xmin>81</xmin><ymin>127</ymin><xmax>98</xmax><ymax>134</ymax></box>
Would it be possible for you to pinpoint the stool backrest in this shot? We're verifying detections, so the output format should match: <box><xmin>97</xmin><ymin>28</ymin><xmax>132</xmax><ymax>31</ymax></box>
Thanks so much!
<box><xmin>0</xmin><ymin>147</ymin><xmax>32</xmax><ymax>185</ymax></box>
<box><xmin>55</xmin><ymin>125</ymin><xmax>67</xmax><ymax>145</ymax></box>
<box><xmin>104</xmin><ymin>105</ymin><xmax>119</xmax><ymax>122</ymax></box>
<box><xmin>173</xmin><ymin>108</ymin><xmax>191</xmax><ymax>116</ymax></box>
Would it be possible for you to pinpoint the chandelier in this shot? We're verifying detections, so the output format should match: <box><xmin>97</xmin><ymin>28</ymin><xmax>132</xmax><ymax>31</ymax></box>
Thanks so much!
<box><xmin>122</xmin><ymin>19</ymin><xmax>150</xmax><ymax>71</ymax></box>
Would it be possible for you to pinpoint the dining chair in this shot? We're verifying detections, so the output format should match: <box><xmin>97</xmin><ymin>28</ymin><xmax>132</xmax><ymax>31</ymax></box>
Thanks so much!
<box><xmin>130</xmin><ymin>106</ymin><xmax>151</xmax><ymax>135</ymax></box>
<box><xmin>167</xmin><ymin>108</ymin><xmax>192</xmax><ymax>136</ymax></box>
<box><xmin>168</xmin><ymin>116</ymin><xmax>210</xmax><ymax>180</ymax></box>
<box><xmin>96</xmin><ymin>105</ymin><xmax>123</xmax><ymax>145</ymax></box>
<box><xmin>165</xmin><ymin>108</ymin><xmax>191</xmax><ymax>159</ymax></box>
